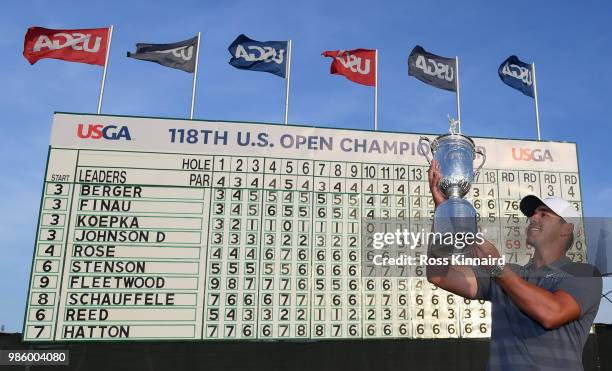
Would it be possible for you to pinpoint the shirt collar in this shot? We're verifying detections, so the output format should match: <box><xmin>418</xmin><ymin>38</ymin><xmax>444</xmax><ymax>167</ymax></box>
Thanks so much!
<box><xmin>524</xmin><ymin>255</ymin><xmax>572</xmax><ymax>272</ymax></box>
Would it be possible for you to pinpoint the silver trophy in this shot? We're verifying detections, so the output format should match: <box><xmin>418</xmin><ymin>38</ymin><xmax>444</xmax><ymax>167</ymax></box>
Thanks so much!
<box><xmin>419</xmin><ymin>118</ymin><xmax>486</xmax><ymax>253</ymax></box>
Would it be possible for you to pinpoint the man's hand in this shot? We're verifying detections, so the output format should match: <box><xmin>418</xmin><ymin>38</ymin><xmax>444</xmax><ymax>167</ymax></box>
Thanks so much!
<box><xmin>472</xmin><ymin>239</ymin><xmax>503</xmax><ymax>271</ymax></box>
<box><xmin>427</xmin><ymin>159</ymin><xmax>447</xmax><ymax>208</ymax></box>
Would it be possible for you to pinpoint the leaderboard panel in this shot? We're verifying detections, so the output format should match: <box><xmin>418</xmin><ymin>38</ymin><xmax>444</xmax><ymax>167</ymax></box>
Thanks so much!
<box><xmin>23</xmin><ymin>113</ymin><xmax>584</xmax><ymax>341</ymax></box>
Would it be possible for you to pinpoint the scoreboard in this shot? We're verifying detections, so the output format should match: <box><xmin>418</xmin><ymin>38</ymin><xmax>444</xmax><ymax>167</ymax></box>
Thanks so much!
<box><xmin>23</xmin><ymin>113</ymin><xmax>585</xmax><ymax>341</ymax></box>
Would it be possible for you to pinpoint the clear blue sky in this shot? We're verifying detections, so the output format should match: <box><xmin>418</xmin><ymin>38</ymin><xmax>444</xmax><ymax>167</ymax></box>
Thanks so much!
<box><xmin>2</xmin><ymin>1</ymin><xmax>611</xmax><ymax>331</ymax></box>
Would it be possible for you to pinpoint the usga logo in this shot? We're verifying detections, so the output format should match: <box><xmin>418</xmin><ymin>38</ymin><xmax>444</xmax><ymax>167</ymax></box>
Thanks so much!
<box><xmin>335</xmin><ymin>50</ymin><xmax>371</xmax><ymax>75</ymax></box>
<box><xmin>512</xmin><ymin>147</ymin><xmax>553</xmax><ymax>162</ymax></box>
<box><xmin>77</xmin><ymin>124</ymin><xmax>132</xmax><ymax>140</ymax></box>
<box><xmin>34</xmin><ymin>33</ymin><xmax>102</xmax><ymax>53</ymax></box>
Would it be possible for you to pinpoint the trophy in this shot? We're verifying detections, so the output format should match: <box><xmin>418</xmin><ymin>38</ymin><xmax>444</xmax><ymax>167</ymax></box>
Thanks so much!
<box><xmin>419</xmin><ymin>118</ymin><xmax>486</xmax><ymax>253</ymax></box>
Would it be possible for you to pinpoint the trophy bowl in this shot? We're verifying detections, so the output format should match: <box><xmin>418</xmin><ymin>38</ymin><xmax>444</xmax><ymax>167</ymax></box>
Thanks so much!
<box><xmin>420</xmin><ymin>131</ymin><xmax>486</xmax><ymax>253</ymax></box>
<box><xmin>420</xmin><ymin>133</ymin><xmax>485</xmax><ymax>198</ymax></box>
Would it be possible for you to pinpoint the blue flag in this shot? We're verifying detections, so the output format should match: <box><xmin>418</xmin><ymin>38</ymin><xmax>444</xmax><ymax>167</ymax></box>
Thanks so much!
<box><xmin>228</xmin><ymin>34</ymin><xmax>288</xmax><ymax>78</ymax></box>
<box><xmin>498</xmin><ymin>55</ymin><xmax>534</xmax><ymax>98</ymax></box>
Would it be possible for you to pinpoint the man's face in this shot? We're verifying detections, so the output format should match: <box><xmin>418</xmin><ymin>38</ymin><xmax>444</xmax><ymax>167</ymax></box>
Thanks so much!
<box><xmin>525</xmin><ymin>204</ymin><xmax>567</xmax><ymax>248</ymax></box>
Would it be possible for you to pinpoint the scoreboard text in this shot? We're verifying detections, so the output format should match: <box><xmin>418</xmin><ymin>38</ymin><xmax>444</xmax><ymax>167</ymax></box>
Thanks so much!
<box><xmin>23</xmin><ymin>113</ymin><xmax>584</xmax><ymax>341</ymax></box>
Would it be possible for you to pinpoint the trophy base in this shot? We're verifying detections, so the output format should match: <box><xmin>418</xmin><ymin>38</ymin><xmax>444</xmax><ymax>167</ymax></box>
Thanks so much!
<box><xmin>434</xmin><ymin>198</ymin><xmax>478</xmax><ymax>255</ymax></box>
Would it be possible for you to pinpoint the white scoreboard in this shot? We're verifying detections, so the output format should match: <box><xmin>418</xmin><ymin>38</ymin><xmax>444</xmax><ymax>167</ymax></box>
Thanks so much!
<box><xmin>23</xmin><ymin>113</ymin><xmax>585</xmax><ymax>341</ymax></box>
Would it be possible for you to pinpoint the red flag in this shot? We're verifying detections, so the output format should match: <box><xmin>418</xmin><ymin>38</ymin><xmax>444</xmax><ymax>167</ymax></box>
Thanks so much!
<box><xmin>322</xmin><ymin>49</ymin><xmax>376</xmax><ymax>86</ymax></box>
<box><xmin>23</xmin><ymin>27</ymin><xmax>109</xmax><ymax>66</ymax></box>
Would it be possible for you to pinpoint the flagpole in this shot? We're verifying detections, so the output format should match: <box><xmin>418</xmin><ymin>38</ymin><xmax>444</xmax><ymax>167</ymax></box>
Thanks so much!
<box><xmin>531</xmin><ymin>63</ymin><xmax>541</xmax><ymax>141</ymax></box>
<box><xmin>97</xmin><ymin>25</ymin><xmax>113</xmax><ymax>114</ymax></box>
<box><xmin>374</xmin><ymin>49</ymin><xmax>378</xmax><ymax>131</ymax></box>
<box><xmin>190</xmin><ymin>32</ymin><xmax>201</xmax><ymax>120</ymax></box>
<box><xmin>455</xmin><ymin>56</ymin><xmax>461</xmax><ymax>133</ymax></box>
<box><xmin>284</xmin><ymin>40</ymin><xmax>292</xmax><ymax>125</ymax></box>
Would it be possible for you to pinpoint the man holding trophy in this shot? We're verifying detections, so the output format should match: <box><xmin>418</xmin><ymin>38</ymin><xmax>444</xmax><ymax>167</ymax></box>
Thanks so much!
<box><xmin>424</xmin><ymin>122</ymin><xmax>602</xmax><ymax>371</ymax></box>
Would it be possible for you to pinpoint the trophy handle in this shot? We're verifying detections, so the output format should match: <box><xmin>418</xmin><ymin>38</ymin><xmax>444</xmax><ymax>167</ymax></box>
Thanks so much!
<box><xmin>419</xmin><ymin>137</ymin><xmax>433</xmax><ymax>165</ymax></box>
<box><xmin>474</xmin><ymin>149</ymin><xmax>486</xmax><ymax>178</ymax></box>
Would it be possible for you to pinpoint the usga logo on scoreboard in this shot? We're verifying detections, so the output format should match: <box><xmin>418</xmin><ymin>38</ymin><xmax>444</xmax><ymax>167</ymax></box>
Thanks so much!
<box><xmin>77</xmin><ymin>123</ymin><xmax>132</xmax><ymax>141</ymax></box>
<box><xmin>511</xmin><ymin>147</ymin><xmax>553</xmax><ymax>162</ymax></box>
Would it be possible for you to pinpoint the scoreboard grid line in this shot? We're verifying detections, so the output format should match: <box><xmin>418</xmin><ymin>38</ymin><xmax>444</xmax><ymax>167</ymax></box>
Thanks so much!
<box><xmin>52</xmin><ymin>149</ymin><xmax>80</xmax><ymax>341</ymax></box>
<box><xmin>200</xmin><ymin>158</ymin><xmax>214</xmax><ymax>340</ymax></box>
<box><xmin>52</xmin><ymin>146</ymin><xmax>580</xmax><ymax>177</ymax></box>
